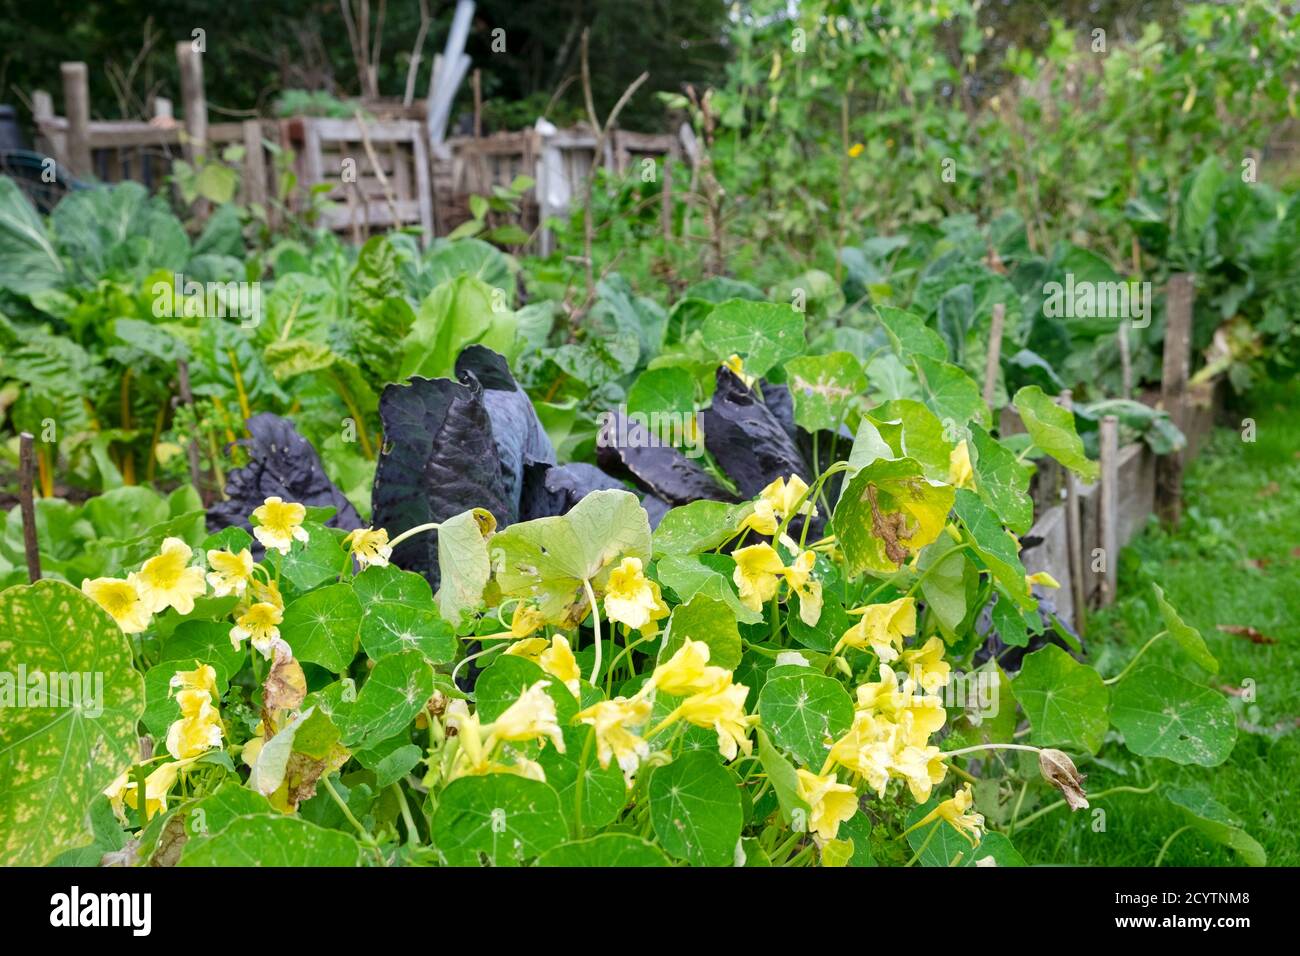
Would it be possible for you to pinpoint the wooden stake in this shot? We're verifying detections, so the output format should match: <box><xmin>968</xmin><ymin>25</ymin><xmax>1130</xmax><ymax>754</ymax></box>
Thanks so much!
<box><xmin>1060</xmin><ymin>390</ymin><xmax>1087</xmax><ymax>634</ymax></box>
<box><xmin>176</xmin><ymin>42</ymin><xmax>208</xmax><ymax>161</ymax></box>
<box><xmin>61</xmin><ymin>62</ymin><xmax>91</xmax><ymax>178</ymax></box>
<box><xmin>18</xmin><ymin>433</ymin><xmax>42</xmax><ymax>583</ymax></box>
<box><xmin>1118</xmin><ymin>320</ymin><xmax>1133</xmax><ymax>400</ymax></box>
<box><xmin>983</xmin><ymin>302</ymin><xmax>1005</xmax><ymax>409</ymax></box>
<box><xmin>241</xmin><ymin>119</ymin><xmax>267</xmax><ymax>207</ymax></box>
<box><xmin>661</xmin><ymin>154</ymin><xmax>673</xmax><ymax>243</ymax></box>
<box><xmin>1098</xmin><ymin>415</ymin><xmax>1120</xmax><ymax>607</ymax></box>
<box><xmin>1157</xmin><ymin>273</ymin><xmax>1194</xmax><ymax>526</ymax></box>
<box><xmin>472</xmin><ymin>68</ymin><xmax>482</xmax><ymax>139</ymax></box>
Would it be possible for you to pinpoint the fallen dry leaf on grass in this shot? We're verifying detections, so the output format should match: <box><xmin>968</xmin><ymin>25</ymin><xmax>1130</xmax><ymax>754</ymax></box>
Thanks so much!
<box><xmin>1217</xmin><ymin>624</ymin><xmax>1279</xmax><ymax>645</ymax></box>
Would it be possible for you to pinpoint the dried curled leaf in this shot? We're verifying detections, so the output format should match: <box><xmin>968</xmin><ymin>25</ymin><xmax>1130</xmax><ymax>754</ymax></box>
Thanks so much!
<box><xmin>264</xmin><ymin>642</ymin><xmax>307</xmax><ymax>712</ymax></box>
<box><xmin>1038</xmin><ymin>748</ymin><xmax>1089</xmax><ymax>811</ymax></box>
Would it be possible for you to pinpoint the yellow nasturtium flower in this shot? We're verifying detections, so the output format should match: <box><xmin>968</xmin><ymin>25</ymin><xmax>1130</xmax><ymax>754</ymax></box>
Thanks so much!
<box><xmin>848</xmin><ymin>143</ymin><xmax>865</xmax><ymax>158</ymax></box>
<box><xmin>649</xmin><ymin>638</ymin><xmax>729</xmax><ymax>697</ymax></box>
<box><xmin>165</xmin><ymin>668</ymin><xmax>224</xmax><ymax>761</ymax></box>
<box><xmin>538</xmin><ymin>635</ymin><xmax>581</xmax><ymax>697</ymax></box>
<box><xmin>104</xmin><ymin>760</ymin><xmax>182</xmax><ymax>823</ymax></box>
<box><xmin>169</xmin><ymin>663</ymin><xmax>217</xmax><ymax>697</ymax></box>
<box><xmin>510</xmin><ymin>602</ymin><xmax>547</xmax><ymax>639</ymax></box>
<box><xmin>909</xmin><ymin>783</ymin><xmax>985</xmax><ymax>847</ymax></box>
<box><xmin>900</xmin><ymin>636</ymin><xmax>952</xmax><ymax>692</ymax></box>
<box><xmin>669</xmin><ymin>674</ymin><xmax>756</xmax><ymax>761</ymax></box>
<box><xmin>783</xmin><ymin>548</ymin><xmax>823</xmax><ymax>625</ymax></box>
<box><xmin>741</xmin><ymin>475</ymin><xmax>818</xmax><ymax>536</ymax></box>
<box><xmin>1025</xmin><ymin>570</ymin><xmax>1061</xmax><ymax>594</ymax></box>
<box><xmin>836</xmin><ymin>596</ymin><xmax>917</xmax><ymax>662</ymax></box>
<box><xmin>205</xmin><ymin>548</ymin><xmax>254</xmax><ymax>597</ymax></box>
<box><xmin>603</xmin><ymin>557</ymin><xmax>669</xmax><ymax>635</ymax></box>
<box><xmin>344</xmin><ymin>527</ymin><xmax>392</xmax><ymax>569</ymax></box>
<box><xmin>249</xmin><ymin>575</ymin><xmax>284</xmax><ymax>611</ymax></box>
<box><xmin>251</xmin><ymin>496</ymin><xmax>308</xmax><ymax>555</ymax></box>
<box><xmin>81</xmin><ymin>577</ymin><xmax>152</xmax><ymax>634</ymax></box>
<box><xmin>503</xmin><ymin>637</ymin><xmax>549</xmax><ymax>662</ymax></box>
<box><xmin>486</xmin><ymin>681</ymin><xmax>566</xmax><ymax>754</ymax></box>
<box><xmin>575</xmin><ymin>695</ymin><xmax>653</xmax><ymax>783</ymax></box>
<box><xmin>795</xmin><ymin>769</ymin><xmax>860</xmax><ymax>841</ymax></box>
<box><xmin>131</xmin><ymin>537</ymin><xmax>206</xmax><ymax>615</ymax></box>
<box><xmin>230</xmin><ymin>601</ymin><xmax>283</xmax><ymax>658</ymax></box>
<box><xmin>948</xmin><ymin>440</ymin><xmax>975</xmax><ymax>489</ymax></box>
<box><xmin>733</xmin><ymin>543</ymin><xmax>786</xmax><ymax>612</ymax></box>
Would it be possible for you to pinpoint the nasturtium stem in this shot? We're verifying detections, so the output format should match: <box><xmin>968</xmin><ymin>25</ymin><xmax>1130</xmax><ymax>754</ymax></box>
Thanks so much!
<box><xmin>904</xmin><ymin>822</ymin><xmax>940</xmax><ymax>867</ymax></box>
<box><xmin>1104</xmin><ymin>631</ymin><xmax>1168</xmax><ymax>685</ymax></box>
<box><xmin>387</xmin><ymin>521</ymin><xmax>441</xmax><ymax>550</ymax></box>
<box><xmin>572</xmin><ymin>728</ymin><xmax>596</xmax><ymax>838</ymax></box>
<box><xmin>1154</xmin><ymin>825</ymin><xmax>1194</xmax><ymax>867</ymax></box>
<box><xmin>323</xmin><ymin>774</ymin><xmax>374</xmax><ymax>844</ymax></box>
<box><xmin>942</xmin><ymin>742</ymin><xmax>1042</xmax><ymax>760</ymax></box>
<box><xmin>584</xmin><ymin>577</ymin><xmax>603</xmax><ymax>685</ymax></box>
<box><xmin>1014</xmin><ymin>782</ymin><xmax>1161</xmax><ymax>830</ymax></box>
<box><xmin>392</xmin><ymin>784</ymin><xmax>419</xmax><ymax>845</ymax></box>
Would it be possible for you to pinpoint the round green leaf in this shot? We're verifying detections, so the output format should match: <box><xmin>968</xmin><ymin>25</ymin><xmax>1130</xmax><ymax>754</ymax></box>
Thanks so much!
<box><xmin>179</xmin><ymin>813</ymin><xmax>362</xmax><ymax>866</ymax></box>
<box><xmin>0</xmin><ymin>581</ymin><xmax>145</xmax><ymax>866</ymax></box>
<box><xmin>1013</xmin><ymin>644</ymin><xmax>1110</xmax><ymax>754</ymax></box>
<box><xmin>1111</xmin><ymin>666</ymin><xmax>1236</xmax><ymax>766</ymax></box>
<box><xmin>648</xmin><ymin>750</ymin><xmax>743</xmax><ymax>866</ymax></box>
<box><xmin>537</xmin><ymin>833</ymin><xmax>671</xmax><ymax>867</ymax></box>
<box><xmin>757</xmin><ymin>671</ymin><xmax>855</xmax><ymax>768</ymax></box>
<box><xmin>433</xmin><ymin>775</ymin><xmax>568</xmax><ymax>866</ymax></box>
<box><xmin>338</xmin><ymin>650</ymin><xmax>435</xmax><ymax>749</ymax></box>
<box><xmin>282</xmin><ymin>581</ymin><xmax>362</xmax><ymax>673</ymax></box>
<box><xmin>701</xmin><ymin>299</ymin><xmax>806</xmax><ymax>378</ymax></box>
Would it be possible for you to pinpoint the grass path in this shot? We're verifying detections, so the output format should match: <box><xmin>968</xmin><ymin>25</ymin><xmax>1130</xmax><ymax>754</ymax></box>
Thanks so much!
<box><xmin>1013</xmin><ymin>381</ymin><xmax>1300</xmax><ymax>866</ymax></box>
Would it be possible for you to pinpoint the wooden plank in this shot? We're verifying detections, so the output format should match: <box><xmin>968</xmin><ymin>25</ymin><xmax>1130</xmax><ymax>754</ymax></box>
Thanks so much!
<box><xmin>1157</xmin><ymin>272</ymin><xmax>1194</xmax><ymax>525</ymax></box>
<box><xmin>411</xmin><ymin>125</ymin><xmax>435</xmax><ymax>246</ymax></box>
<box><xmin>60</xmin><ymin>62</ymin><xmax>91</xmax><ymax>177</ymax></box>
<box><xmin>983</xmin><ymin>302</ymin><xmax>1005</xmax><ymax>408</ymax></box>
<box><xmin>311</xmin><ymin>117</ymin><xmax>422</xmax><ymax>142</ymax></box>
<box><xmin>1098</xmin><ymin>415</ymin><xmax>1120</xmax><ymax>606</ymax></box>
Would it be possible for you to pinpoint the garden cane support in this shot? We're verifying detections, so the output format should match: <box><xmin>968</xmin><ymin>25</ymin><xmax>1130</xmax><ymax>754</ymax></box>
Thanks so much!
<box><xmin>18</xmin><ymin>432</ymin><xmax>41</xmax><ymax>583</ymax></box>
<box><xmin>1158</xmin><ymin>273</ymin><xmax>1194</xmax><ymax>526</ymax></box>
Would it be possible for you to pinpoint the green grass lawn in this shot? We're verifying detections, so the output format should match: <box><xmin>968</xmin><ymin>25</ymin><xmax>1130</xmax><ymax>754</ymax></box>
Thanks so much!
<box><xmin>1012</xmin><ymin>381</ymin><xmax>1300</xmax><ymax>866</ymax></box>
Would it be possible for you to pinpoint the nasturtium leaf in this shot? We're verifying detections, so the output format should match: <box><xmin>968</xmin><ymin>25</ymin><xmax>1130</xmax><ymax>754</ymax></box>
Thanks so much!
<box><xmin>942</xmin><ymin>662</ymin><xmax>1019</xmax><ymax>750</ymax></box>
<box><xmin>1014</xmin><ymin>644</ymin><xmax>1110</xmax><ymax>754</ymax></box>
<box><xmin>179</xmin><ymin>813</ymin><xmax>362</xmax><ymax>866</ymax></box>
<box><xmin>954</xmin><ymin>489</ymin><xmax>1034</xmax><ymax>611</ymax></box>
<box><xmin>355</xmin><ymin>741</ymin><xmax>422</xmax><ymax>789</ymax></box>
<box><xmin>1110</xmin><ymin>667</ymin><xmax>1236</xmax><ymax>766</ymax></box>
<box><xmin>0</xmin><ymin>581</ymin><xmax>145</xmax><ymax>866</ymax></box>
<box><xmin>876</xmin><ymin>305</ymin><xmax>948</xmax><ymax>362</ymax></box>
<box><xmin>359</xmin><ymin>601</ymin><xmax>455</xmax><ymax>664</ymax></box>
<box><xmin>701</xmin><ymin>299</ymin><xmax>806</xmax><ymax>378</ymax></box>
<box><xmin>537</xmin><ymin>725</ymin><xmax>626</xmax><ymax>830</ymax></box>
<box><xmin>178</xmin><ymin>782</ymin><xmax>273</xmax><ymax>846</ymax></box>
<box><xmin>202</xmin><ymin>525</ymin><xmax>253</xmax><ymax>554</ymax></box>
<box><xmin>280</xmin><ymin>521</ymin><xmax>348</xmax><ymax>591</ymax></box>
<box><xmin>757</xmin><ymin>672</ymin><xmax>854</xmax><ymax>769</ymax></box>
<box><xmin>338</xmin><ymin>651</ymin><xmax>435</xmax><ymax>750</ymax></box>
<box><xmin>990</xmin><ymin>593</ymin><xmax>1029</xmax><ymax>648</ymax></box>
<box><xmin>661</xmin><ymin>594</ymin><xmax>742</xmax><ymax>671</ymax></box>
<box><xmin>433</xmin><ymin>774</ymin><xmax>568</xmax><ymax>866</ymax></box>
<box><xmin>1152</xmin><ymin>584</ymin><xmax>1218</xmax><ymax>673</ymax></box>
<box><xmin>353</xmin><ymin>564</ymin><xmax>432</xmax><ymax>605</ymax></box>
<box><xmin>648</xmin><ymin>750</ymin><xmax>744</xmax><ymax>867</ymax></box>
<box><xmin>655</xmin><ymin>553</ymin><xmax>762</xmax><ymax>625</ymax></box>
<box><xmin>1164</xmin><ymin>788</ymin><xmax>1266</xmax><ymax>866</ymax></box>
<box><xmin>249</xmin><ymin>707</ymin><xmax>316</xmax><ymax>796</ymax></box>
<box><xmin>652</xmin><ymin>499</ymin><xmax>753</xmax><ymax>558</ymax></box>
<box><xmin>969</xmin><ymin>424</ymin><xmax>1033</xmax><ymax>535</ymax></box>
<box><xmin>756</xmin><ymin>729</ymin><xmax>810</xmax><ymax>828</ymax></box>
<box><xmin>873</xmin><ymin>398</ymin><xmax>954</xmax><ymax>482</ymax></box>
<box><xmin>844</xmin><ymin>417</ymin><xmax>898</xmax><ymax>474</ymax></box>
<box><xmin>784</xmin><ymin>352</ymin><xmax>866</xmax><ymax>433</ymax></box>
<box><xmin>832</xmin><ymin>457</ymin><xmax>954</xmax><ymax>576</ymax></box>
<box><xmin>492</xmin><ymin>489</ymin><xmax>651</xmax><ymax>628</ymax></box>
<box><xmin>918</xmin><ymin>542</ymin><xmax>969</xmax><ymax>639</ymax></box>
<box><xmin>157</xmin><ymin>620</ymin><xmax>246</xmax><ymax>685</ymax></box>
<box><xmin>536</xmin><ymin>833</ymin><xmax>671</xmax><ymax>867</ymax></box>
<box><xmin>627</xmin><ymin>365</ymin><xmax>696</xmax><ymax>419</ymax></box>
<box><xmin>281</xmin><ymin>582</ymin><xmax>362</xmax><ymax>673</ymax></box>
<box><xmin>786</xmin><ymin>597</ymin><xmax>852</xmax><ymax>653</ymax></box>
<box><xmin>969</xmin><ymin>832</ymin><xmax>1026</xmax><ymax>867</ymax></box>
<box><xmin>436</xmin><ymin>508</ymin><xmax>495</xmax><ymax>626</ymax></box>
<box><xmin>475</xmin><ymin>654</ymin><xmax>579</xmax><ymax>726</ymax></box>
<box><xmin>836</xmin><ymin>812</ymin><xmax>876</xmax><ymax>866</ymax></box>
<box><xmin>1012</xmin><ymin>385</ymin><xmax>1099</xmax><ymax>481</ymax></box>
<box><xmin>912</xmin><ymin>354</ymin><xmax>991</xmax><ymax>430</ymax></box>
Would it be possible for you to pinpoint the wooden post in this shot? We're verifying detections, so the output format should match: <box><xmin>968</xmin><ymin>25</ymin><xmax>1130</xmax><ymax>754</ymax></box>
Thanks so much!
<box><xmin>176</xmin><ymin>41</ymin><xmax>207</xmax><ymax>161</ymax></box>
<box><xmin>241</xmin><ymin>120</ymin><xmax>267</xmax><ymax>207</ymax></box>
<box><xmin>18</xmin><ymin>433</ymin><xmax>42</xmax><ymax>582</ymax></box>
<box><xmin>177</xmin><ymin>360</ymin><xmax>206</xmax><ymax>505</ymax></box>
<box><xmin>983</xmin><ymin>302</ymin><xmax>1005</xmax><ymax>409</ymax></box>
<box><xmin>1118</xmin><ymin>319</ymin><xmax>1133</xmax><ymax>399</ymax></box>
<box><xmin>61</xmin><ymin>62</ymin><xmax>91</xmax><ymax>178</ymax></box>
<box><xmin>1098</xmin><ymin>415</ymin><xmax>1120</xmax><ymax>606</ymax></box>
<box><xmin>1061</xmin><ymin>390</ymin><xmax>1087</xmax><ymax>634</ymax></box>
<box><xmin>1157</xmin><ymin>273</ymin><xmax>1194</xmax><ymax>525</ymax></box>
<box><xmin>472</xmin><ymin>68</ymin><xmax>482</xmax><ymax>139</ymax></box>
